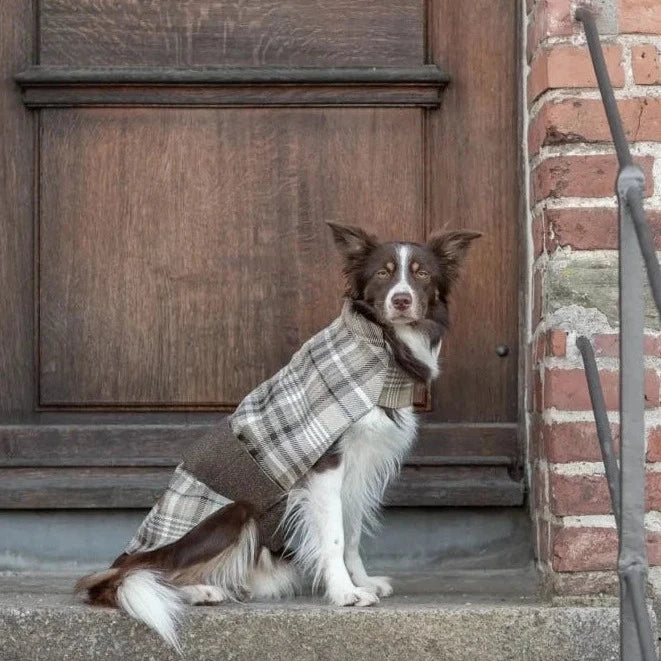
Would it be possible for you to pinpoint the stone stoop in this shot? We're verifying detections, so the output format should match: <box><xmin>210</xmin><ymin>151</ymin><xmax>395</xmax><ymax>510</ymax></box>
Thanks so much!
<box><xmin>0</xmin><ymin>570</ymin><xmax>654</xmax><ymax>661</ymax></box>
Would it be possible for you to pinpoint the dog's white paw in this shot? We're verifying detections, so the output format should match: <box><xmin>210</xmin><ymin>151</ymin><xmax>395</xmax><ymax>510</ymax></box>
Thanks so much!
<box><xmin>360</xmin><ymin>576</ymin><xmax>393</xmax><ymax>598</ymax></box>
<box><xmin>180</xmin><ymin>584</ymin><xmax>226</xmax><ymax>605</ymax></box>
<box><xmin>329</xmin><ymin>587</ymin><xmax>379</xmax><ymax>607</ymax></box>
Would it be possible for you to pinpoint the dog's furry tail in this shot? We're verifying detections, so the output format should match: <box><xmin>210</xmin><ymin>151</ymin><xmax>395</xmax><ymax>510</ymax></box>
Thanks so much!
<box><xmin>75</xmin><ymin>568</ymin><xmax>184</xmax><ymax>653</ymax></box>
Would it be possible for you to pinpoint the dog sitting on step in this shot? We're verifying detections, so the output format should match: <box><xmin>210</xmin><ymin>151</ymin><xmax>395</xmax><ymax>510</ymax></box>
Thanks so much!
<box><xmin>76</xmin><ymin>222</ymin><xmax>481</xmax><ymax>651</ymax></box>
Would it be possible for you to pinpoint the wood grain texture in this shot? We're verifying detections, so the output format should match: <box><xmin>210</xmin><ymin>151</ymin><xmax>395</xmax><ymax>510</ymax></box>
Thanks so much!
<box><xmin>20</xmin><ymin>85</ymin><xmax>444</xmax><ymax>108</ymax></box>
<box><xmin>0</xmin><ymin>466</ymin><xmax>523</xmax><ymax>508</ymax></box>
<box><xmin>38</xmin><ymin>108</ymin><xmax>423</xmax><ymax>407</ymax></box>
<box><xmin>0</xmin><ymin>0</ymin><xmax>523</xmax><ymax>509</ymax></box>
<box><xmin>16</xmin><ymin>66</ymin><xmax>449</xmax><ymax>85</ymax></box>
<box><xmin>0</xmin><ymin>422</ymin><xmax>518</xmax><ymax>467</ymax></box>
<box><xmin>0</xmin><ymin>1</ymin><xmax>35</xmax><ymax>417</ymax></box>
<box><xmin>384</xmin><ymin>466</ymin><xmax>524</xmax><ymax>507</ymax></box>
<box><xmin>15</xmin><ymin>65</ymin><xmax>449</xmax><ymax>108</ymax></box>
<box><xmin>427</xmin><ymin>0</ymin><xmax>520</xmax><ymax>423</ymax></box>
<box><xmin>40</xmin><ymin>0</ymin><xmax>423</xmax><ymax>67</ymax></box>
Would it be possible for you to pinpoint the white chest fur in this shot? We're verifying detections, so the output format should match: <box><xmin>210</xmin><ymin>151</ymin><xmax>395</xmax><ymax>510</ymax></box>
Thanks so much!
<box><xmin>338</xmin><ymin>406</ymin><xmax>417</xmax><ymax>531</ymax></box>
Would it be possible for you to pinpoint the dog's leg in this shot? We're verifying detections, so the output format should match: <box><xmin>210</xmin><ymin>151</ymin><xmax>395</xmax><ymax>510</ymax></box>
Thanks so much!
<box><xmin>304</xmin><ymin>463</ymin><xmax>378</xmax><ymax>607</ymax></box>
<box><xmin>344</xmin><ymin>512</ymin><xmax>393</xmax><ymax>598</ymax></box>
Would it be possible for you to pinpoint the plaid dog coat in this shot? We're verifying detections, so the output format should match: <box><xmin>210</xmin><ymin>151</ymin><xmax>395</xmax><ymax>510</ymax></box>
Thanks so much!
<box><xmin>125</xmin><ymin>301</ymin><xmax>416</xmax><ymax>554</ymax></box>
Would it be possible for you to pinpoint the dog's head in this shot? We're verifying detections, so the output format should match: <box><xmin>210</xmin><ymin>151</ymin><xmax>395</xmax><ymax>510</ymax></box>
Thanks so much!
<box><xmin>327</xmin><ymin>222</ymin><xmax>481</xmax><ymax>329</ymax></box>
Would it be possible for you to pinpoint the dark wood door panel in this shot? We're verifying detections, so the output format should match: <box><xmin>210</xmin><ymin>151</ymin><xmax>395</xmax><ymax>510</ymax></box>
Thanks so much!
<box><xmin>0</xmin><ymin>464</ymin><xmax>524</xmax><ymax>509</ymax></box>
<box><xmin>40</xmin><ymin>0</ymin><xmax>424</xmax><ymax>67</ymax></box>
<box><xmin>39</xmin><ymin>107</ymin><xmax>423</xmax><ymax>408</ymax></box>
<box><xmin>427</xmin><ymin>0</ymin><xmax>519</xmax><ymax>423</ymax></box>
<box><xmin>0</xmin><ymin>1</ymin><xmax>523</xmax><ymax>508</ymax></box>
<box><xmin>0</xmin><ymin>420</ymin><xmax>518</xmax><ymax>467</ymax></box>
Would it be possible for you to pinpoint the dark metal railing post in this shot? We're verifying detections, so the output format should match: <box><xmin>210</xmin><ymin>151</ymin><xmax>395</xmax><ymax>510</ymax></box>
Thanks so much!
<box><xmin>617</xmin><ymin>164</ymin><xmax>654</xmax><ymax>661</ymax></box>
<box><xmin>572</xmin><ymin>8</ymin><xmax>661</xmax><ymax>660</ymax></box>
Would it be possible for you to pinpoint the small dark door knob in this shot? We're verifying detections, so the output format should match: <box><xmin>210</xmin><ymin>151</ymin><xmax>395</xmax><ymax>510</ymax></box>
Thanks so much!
<box><xmin>496</xmin><ymin>344</ymin><xmax>509</xmax><ymax>357</ymax></box>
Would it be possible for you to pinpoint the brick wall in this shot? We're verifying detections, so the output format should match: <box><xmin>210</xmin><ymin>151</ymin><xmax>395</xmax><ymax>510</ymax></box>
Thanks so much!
<box><xmin>525</xmin><ymin>0</ymin><xmax>661</xmax><ymax>595</ymax></box>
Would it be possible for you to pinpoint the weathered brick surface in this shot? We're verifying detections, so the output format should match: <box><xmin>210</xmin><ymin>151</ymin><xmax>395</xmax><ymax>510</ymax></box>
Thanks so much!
<box><xmin>529</xmin><ymin>98</ymin><xmax>661</xmax><ymax>155</ymax></box>
<box><xmin>549</xmin><ymin>471</ymin><xmax>661</xmax><ymax>515</ymax></box>
<box><xmin>592</xmin><ymin>332</ymin><xmax>661</xmax><ymax>357</ymax></box>
<box><xmin>544</xmin><ymin>421</ymin><xmax>620</xmax><ymax>463</ymax></box>
<box><xmin>632</xmin><ymin>44</ymin><xmax>661</xmax><ymax>84</ymax></box>
<box><xmin>531</xmin><ymin>155</ymin><xmax>653</xmax><ymax>202</ymax></box>
<box><xmin>552</xmin><ymin>527</ymin><xmax>661</xmax><ymax>571</ymax></box>
<box><xmin>527</xmin><ymin>0</ymin><xmax>661</xmax><ymax>590</ymax></box>
<box><xmin>647</xmin><ymin>427</ymin><xmax>661</xmax><ymax>461</ymax></box>
<box><xmin>620</xmin><ymin>0</ymin><xmax>661</xmax><ymax>34</ymax></box>
<box><xmin>528</xmin><ymin>45</ymin><xmax>623</xmax><ymax>104</ymax></box>
<box><xmin>527</xmin><ymin>0</ymin><xmax>573</xmax><ymax>60</ymax></box>
<box><xmin>546</xmin><ymin>252</ymin><xmax>661</xmax><ymax>330</ymax></box>
<box><xmin>543</xmin><ymin>367</ymin><xmax>660</xmax><ymax>410</ymax></box>
<box><xmin>532</xmin><ymin>212</ymin><xmax>545</xmax><ymax>257</ymax></box>
<box><xmin>534</xmin><ymin>329</ymin><xmax>568</xmax><ymax>363</ymax></box>
<box><xmin>546</xmin><ymin>208</ymin><xmax>661</xmax><ymax>251</ymax></box>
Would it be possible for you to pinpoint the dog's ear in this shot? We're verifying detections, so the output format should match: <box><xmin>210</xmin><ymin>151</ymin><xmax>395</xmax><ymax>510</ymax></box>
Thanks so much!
<box><xmin>426</xmin><ymin>230</ymin><xmax>482</xmax><ymax>286</ymax></box>
<box><xmin>326</xmin><ymin>222</ymin><xmax>378</xmax><ymax>261</ymax></box>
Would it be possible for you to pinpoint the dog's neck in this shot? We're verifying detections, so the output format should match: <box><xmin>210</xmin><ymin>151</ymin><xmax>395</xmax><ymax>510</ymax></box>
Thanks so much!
<box><xmin>349</xmin><ymin>300</ymin><xmax>443</xmax><ymax>383</ymax></box>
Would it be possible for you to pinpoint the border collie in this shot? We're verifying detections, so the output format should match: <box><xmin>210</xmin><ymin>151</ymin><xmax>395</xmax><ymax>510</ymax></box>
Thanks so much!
<box><xmin>76</xmin><ymin>222</ymin><xmax>481</xmax><ymax>651</ymax></box>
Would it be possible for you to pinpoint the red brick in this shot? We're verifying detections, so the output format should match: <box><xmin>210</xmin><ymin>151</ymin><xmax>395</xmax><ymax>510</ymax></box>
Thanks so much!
<box><xmin>530</xmin><ymin>414</ymin><xmax>546</xmax><ymax>460</ymax></box>
<box><xmin>632</xmin><ymin>44</ymin><xmax>661</xmax><ymax>84</ymax></box>
<box><xmin>529</xmin><ymin>98</ymin><xmax>661</xmax><ymax>155</ymax></box>
<box><xmin>528</xmin><ymin>45</ymin><xmax>623</xmax><ymax>104</ymax></box>
<box><xmin>546</xmin><ymin>208</ymin><xmax>661</xmax><ymax>251</ymax></box>
<box><xmin>533</xmin><ymin>464</ymin><xmax>549</xmax><ymax>512</ymax></box>
<box><xmin>531</xmin><ymin>155</ymin><xmax>654</xmax><ymax>202</ymax></box>
<box><xmin>620</xmin><ymin>0</ymin><xmax>661</xmax><ymax>34</ymax></box>
<box><xmin>552</xmin><ymin>527</ymin><xmax>661</xmax><ymax>571</ymax></box>
<box><xmin>533</xmin><ymin>333</ymin><xmax>545</xmax><ymax>364</ymax></box>
<box><xmin>548</xmin><ymin>329</ymin><xmax>567</xmax><ymax>357</ymax></box>
<box><xmin>533</xmin><ymin>366</ymin><xmax>544</xmax><ymax>414</ymax></box>
<box><xmin>550</xmin><ymin>473</ymin><xmax>610</xmax><ymax>515</ymax></box>
<box><xmin>532</xmin><ymin>212</ymin><xmax>545</xmax><ymax>257</ymax></box>
<box><xmin>544</xmin><ymin>421</ymin><xmax>620</xmax><ymax>463</ymax></box>
<box><xmin>647</xmin><ymin>426</ymin><xmax>661</xmax><ymax>461</ymax></box>
<box><xmin>549</xmin><ymin>471</ymin><xmax>661</xmax><ymax>515</ymax></box>
<box><xmin>527</xmin><ymin>0</ymin><xmax>574</xmax><ymax>60</ymax></box>
<box><xmin>533</xmin><ymin>329</ymin><xmax>567</xmax><ymax>364</ymax></box>
<box><xmin>593</xmin><ymin>333</ymin><xmax>661</xmax><ymax>357</ymax></box>
<box><xmin>543</xmin><ymin>367</ymin><xmax>660</xmax><ymax>410</ymax></box>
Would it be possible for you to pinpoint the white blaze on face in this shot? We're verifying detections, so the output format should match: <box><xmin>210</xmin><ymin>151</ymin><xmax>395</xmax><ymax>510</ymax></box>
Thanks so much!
<box><xmin>385</xmin><ymin>244</ymin><xmax>417</xmax><ymax>324</ymax></box>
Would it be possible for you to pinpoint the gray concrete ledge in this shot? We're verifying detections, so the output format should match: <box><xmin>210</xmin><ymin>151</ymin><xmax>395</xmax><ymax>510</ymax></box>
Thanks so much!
<box><xmin>0</xmin><ymin>570</ymin><xmax>644</xmax><ymax>661</ymax></box>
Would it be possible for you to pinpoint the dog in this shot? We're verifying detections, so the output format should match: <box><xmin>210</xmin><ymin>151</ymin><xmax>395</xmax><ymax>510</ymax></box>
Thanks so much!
<box><xmin>75</xmin><ymin>222</ymin><xmax>481</xmax><ymax>651</ymax></box>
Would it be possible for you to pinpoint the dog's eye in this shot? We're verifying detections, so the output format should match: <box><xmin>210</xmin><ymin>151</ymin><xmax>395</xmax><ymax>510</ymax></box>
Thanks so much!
<box><xmin>416</xmin><ymin>270</ymin><xmax>430</xmax><ymax>279</ymax></box>
<box><xmin>376</xmin><ymin>269</ymin><xmax>390</xmax><ymax>279</ymax></box>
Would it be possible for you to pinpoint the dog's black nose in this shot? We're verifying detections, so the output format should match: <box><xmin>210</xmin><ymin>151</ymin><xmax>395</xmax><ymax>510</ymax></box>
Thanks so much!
<box><xmin>392</xmin><ymin>292</ymin><xmax>412</xmax><ymax>310</ymax></box>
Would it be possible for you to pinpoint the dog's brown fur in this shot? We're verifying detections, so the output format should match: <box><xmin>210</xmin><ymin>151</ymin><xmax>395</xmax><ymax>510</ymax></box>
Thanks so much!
<box><xmin>77</xmin><ymin>501</ymin><xmax>257</xmax><ymax>606</ymax></box>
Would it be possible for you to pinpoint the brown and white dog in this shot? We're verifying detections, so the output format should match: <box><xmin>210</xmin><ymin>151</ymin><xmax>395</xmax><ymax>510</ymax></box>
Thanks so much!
<box><xmin>76</xmin><ymin>223</ymin><xmax>481</xmax><ymax>650</ymax></box>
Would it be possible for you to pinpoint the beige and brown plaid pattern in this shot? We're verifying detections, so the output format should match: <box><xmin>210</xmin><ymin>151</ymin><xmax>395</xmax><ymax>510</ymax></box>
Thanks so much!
<box><xmin>125</xmin><ymin>464</ymin><xmax>232</xmax><ymax>553</ymax></box>
<box><xmin>230</xmin><ymin>302</ymin><xmax>415</xmax><ymax>491</ymax></box>
<box><xmin>125</xmin><ymin>302</ymin><xmax>415</xmax><ymax>554</ymax></box>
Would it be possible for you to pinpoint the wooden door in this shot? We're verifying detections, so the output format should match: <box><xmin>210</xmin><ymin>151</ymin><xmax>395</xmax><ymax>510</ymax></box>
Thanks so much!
<box><xmin>0</xmin><ymin>1</ymin><xmax>521</xmax><ymax>509</ymax></box>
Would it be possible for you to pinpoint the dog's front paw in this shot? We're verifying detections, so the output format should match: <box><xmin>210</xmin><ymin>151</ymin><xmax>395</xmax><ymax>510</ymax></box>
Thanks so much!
<box><xmin>361</xmin><ymin>576</ymin><xmax>393</xmax><ymax>598</ymax></box>
<box><xmin>180</xmin><ymin>584</ymin><xmax>226</xmax><ymax>605</ymax></box>
<box><xmin>329</xmin><ymin>587</ymin><xmax>379</xmax><ymax>607</ymax></box>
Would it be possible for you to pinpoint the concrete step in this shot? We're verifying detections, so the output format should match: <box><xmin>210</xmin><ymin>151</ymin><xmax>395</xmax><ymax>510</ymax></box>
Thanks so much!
<box><xmin>0</xmin><ymin>569</ymin><xmax>651</xmax><ymax>661</ymax></box>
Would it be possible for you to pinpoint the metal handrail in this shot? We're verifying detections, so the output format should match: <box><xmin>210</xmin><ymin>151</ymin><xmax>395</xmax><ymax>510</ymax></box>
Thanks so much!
<box><xmin>573</xmin><ymin>8</ymin><xmax>660</xmax><ymax>660</ymax></box>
